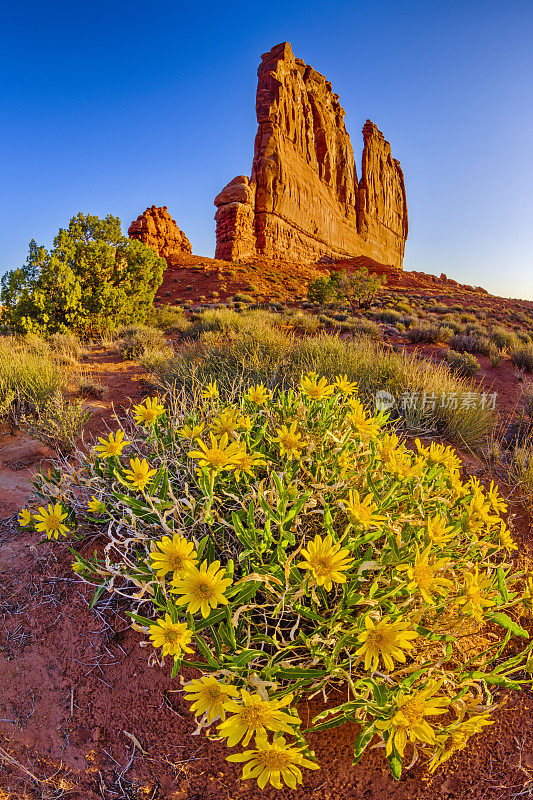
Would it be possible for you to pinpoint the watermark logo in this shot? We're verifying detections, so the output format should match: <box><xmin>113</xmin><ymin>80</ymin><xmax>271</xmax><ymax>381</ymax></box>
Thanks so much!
<box><xmin>375</xmin><ymin>390</ymin><xmax>396</xmax><ymax>411</ymax></box>
<box><xmin>374</xmin><ymin>390</ymin><xmax>497</xmax><ymax>412</ymax></box>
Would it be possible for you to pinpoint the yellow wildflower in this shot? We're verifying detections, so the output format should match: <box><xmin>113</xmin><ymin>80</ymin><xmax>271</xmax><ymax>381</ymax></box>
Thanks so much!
<box><xmin>376</xmin><ymin>681</ymin><xmax>449</xmax><ymax>757</ymax></box>
<box><xmin>425</xmin><ymin>515</ymin><xmax>455</xmax><ymax>546</ymax></box>
<box><xmin>345</xmin><ymin>489</ymin><xmax>386</xmax><ymax>529</ymax></box>
<box><xmin>456</xmin><ymin>566</ymin><xmax>496</xmax><ymax>622</ymax></box>
<box><xmin>171</xmin><ymin>560</ymin><xmax>232</xmax><ymax>618</ymax></box>
<box><xmin>123</xmin><ymin>457</ymin><xmax>157</xmax><ymax>491</ymax></box>
<box><xmin>377</xmin><ymin>432</ymin><xmax>401</xmax><ymax>462</ymax></box>
<box><xmin>18</xmin><ymin>508</ymin><xmax>32</xmax><ymax>527</ymax></box>
<box><xmin>347</xmin><ymin>400</ymin><xmax>380</xmax><ymax>438</ymax></box>
<box><xmin>465</xmin><ymin>488</ymin><xmax>498</xmax><ymax>536</ymax></box>
<box><xmin>201</xmin><ymin>381</ymin><xmax>219</xmax><ymax>399</ymax></box>
<box><xmin>132</xmin><ymin>396</ymin><xmax>165</xmax><ymax>425</ymax></box>
<box><xmin>94</xmin><ymin>429</ymin><xmax>129</xmax><ymax>458</ymax></box>
<box><xmin>429</xmin><ymin>714</ymin><xmax>493</xmax><ymax>772</ymax></box>
<box><xmin>184</xmin><ymin>675</ymin><xmax>239</xmax><ymax>722</ymax></box>
<box><xmin>177</xmin><ymin>422</ymin><xmax>205</xmax><ymax>439</ymax></box>
<box><xmin>300</xmin><ymin>373</ymin><xmax>335</xmax><ymax>400</ymax></box>
<box><xmin>150</xmin><ymin>534</ymin><xmax>198</xmax><ymax>579</ymax></box>
<box><xmin>245</xmin><ymin>383</ymin><xmax>270</xmax><ymax>405</ymax></box>
<box><xmin>356</xmin><ymin>616</ymin><xmax>418</xmax><ymax>671</ymax></box>
<box><xmin>498</xmin><ymin>521</ymin><xmax>517</xmax><ymax>552</ymax></box>
<box><xmin>34</xmin><ymin>503</ymin><xmax>69</xmax><ymax>539</ymax></box>
<box><xmin>397</xmin><ymin>545</ymin><xmax>453</xmax><ymax>604</ymax></box>
<box><xmin>488</xmin><ymin>480</ymin><xmax>507</xmax><ymax>514</ymax></box>
<box><xmin>297</xmin><ymin>534</ymin><xmax>353</xmax><ymax>590</ymax></box>
<box><xmin>273</xmin><ymin>421</ymin><xmax>306</xmax><ymax>460</ymax></box>
<box><xmin>88</xmin><ymin>496</ymin><xmax>107</xmax><ymax>515</ymax></box>
<box><xmin>385</xmin><ymin>450</ymin><xmax>424</xmax><ymax>480</ymax></box>
<box><xmin>148</xmin><ymin>614</ymin><xmax>194</xmax><ymax>658</ymax></box>
<box><xmin>211</xmin><ymin>408</ymin><xmax>241</xmax><ymax>440</ymax></box>
<box><xmin>233</xmin><ymin>447</ymin><xmax>267</xmax><ymax>481</ymax></box>
<box><xmin>188</xmin><ymin>432</ymin><xmax>243</xmax><ymax>472</ymax></box>
<box><xmin>226</xmin><ymin>733</ymin><xmax>319</xmax><ymax>790</ymax></box>
<box><xmin>334</xmin><ymin>374</ymin><xmax>358</xmax><ymax>395</ymax></box>
<box><xmin>218</xmin><ymin>690</ymin><xmax>298</xmax><ymax>747</ymax></box>
<box><xmin>238</xmin><ymin>414</ymin><xmax>253</xmax><ymax>432</ymax></box>
<box><xmin>415</xmin><ymin>439</ymin><xmax>461</xmax><ymax>472</ymax></box>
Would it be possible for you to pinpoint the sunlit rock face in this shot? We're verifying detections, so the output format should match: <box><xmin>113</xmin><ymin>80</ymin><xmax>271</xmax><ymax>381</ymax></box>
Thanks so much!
<box><xmin>215</xmin><ymin>42</ymin><xmax>408</xmax><ymax>268</ymax></box>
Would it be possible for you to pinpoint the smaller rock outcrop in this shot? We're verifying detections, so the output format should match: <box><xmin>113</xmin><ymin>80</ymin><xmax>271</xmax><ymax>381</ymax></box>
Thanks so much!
<box><xmin>128</xmin><ymin>206</ymin><xmax>191</xmax><ymax>258</ymax></box>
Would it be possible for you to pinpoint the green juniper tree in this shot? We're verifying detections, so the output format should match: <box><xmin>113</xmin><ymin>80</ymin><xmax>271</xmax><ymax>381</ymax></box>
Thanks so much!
<box><xmin>1</xmin><ymin>213</ymin><xmax>166</xmax><ymax>337</ymax></box>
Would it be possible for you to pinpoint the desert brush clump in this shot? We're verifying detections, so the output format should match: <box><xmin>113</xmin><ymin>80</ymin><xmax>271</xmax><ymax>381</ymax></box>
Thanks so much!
<box><xmin>141</xmin><ymin>313</ymin><xmax>493</xmax><ymax>447</ymax></box>
<box><xmin>26</xmin><ymin>377</ymin><xmax>533</xmax><ymax>788</ymax></box>
<box><xmin>1</xmin><ymin>213</ymin><xmax>165</xmax><ymax>337</ymax></box>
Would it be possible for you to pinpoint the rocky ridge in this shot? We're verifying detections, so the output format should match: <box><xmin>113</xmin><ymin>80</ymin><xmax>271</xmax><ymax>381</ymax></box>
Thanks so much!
<box><xmin>215</xmin><ymin>42</ymin><xmax>408</xmax><ymax>268</ymax></box>
<box><xmin>128</xmin><ymin>205</ymin><xmax>191</xmax><ymax>258</ymax></box>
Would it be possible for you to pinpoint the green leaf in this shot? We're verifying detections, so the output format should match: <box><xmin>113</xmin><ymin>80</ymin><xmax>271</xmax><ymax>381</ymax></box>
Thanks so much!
<box><xmin>275</xmin><ymin>667</ymin><xmax>329</xmax><ymax>680</ymax></box>
<box><xmin>496</xmin><ymin>567</ymin><xmax>510</xmax><ymax>602</ymax></box>
<box><xmin>126</xmin><ymin>611</ymin><xmax>153</xmax><ymax>627</ymax></box>
<box><xmin>387</xmin><ymin>751</ymin><xmax>402</xmax><ymax>779</ymax></box>
<box><xmin>88</xmin><ymin>582</ymin><xmax>107</xmax><ymax>609</ymax></box>
<box><xmin>488</xmin><ymin>612</ymin><xmax>529</xmax><ymax>639</ymax></box>
<box><xmin>352</xmin><ymin>725</ymin><xmax>375</xmax><ymax>764</ymax></box>
<box><xmin>194</xmin><ymin>634</ymin><xmax>219</xmax><ymax>667</ymax></box>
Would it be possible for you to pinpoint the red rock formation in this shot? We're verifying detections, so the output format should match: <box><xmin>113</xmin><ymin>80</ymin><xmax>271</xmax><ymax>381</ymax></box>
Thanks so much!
<box><xmin>215</xmin><ymin>42</ymin><xmax>408</xmax><ymax>268</ymax></box>
<box><xmin>128</xmin><ymin>206</ymin><xmax>191</xmax><ymax>258</ymax></box>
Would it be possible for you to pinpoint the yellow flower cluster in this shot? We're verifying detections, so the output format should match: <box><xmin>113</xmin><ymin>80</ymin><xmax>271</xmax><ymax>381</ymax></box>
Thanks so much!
<box><xmin>32</xmin><ymin>375</ymin><xmax>531</xmax><ymax>788</ymax></box>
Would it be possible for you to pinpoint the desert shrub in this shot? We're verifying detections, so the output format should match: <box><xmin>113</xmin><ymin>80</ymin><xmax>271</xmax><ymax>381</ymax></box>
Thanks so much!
<box><xmin>233</xmin><ymin>293</ymin><xmax>255</xmax><ymax>304</ymax></box>
<box><xmin>395</xmin><ymin>301</ymin><xmax>411</xmax><ymax>314</ymax></box>
<box><xmin>449</xmin><ymin>334</ymin><xmax>482</xmax><ymax>354</ymax></box>
<box><xmin>23</xmin><ymin>390</ymin><xmax>90</xmax><ymax>454</ymax></box>
<box><xmin>511</xmin><ymin>345</ymin><xmax>533</xmax><ymax>373</ymax></box>
<box><xmin>488</xmin><ymin>344</ymin><xmax>507</xmax><ymax>368</ymax></box>
<box><xmin>307</xmin><ymin>276</ymin><xmax>336</xmax><ymax>304</ymax></box>
<box><xmin>1</xmin><ymin>213</ymin><xmax>165</xmax><ymax>337</ymax></box>
<box><xmin>351</xmin><ymin>318</ymin><xmax>382</xmax><ymax>340</ymax></box>
<box><xmin>143</xmin><ymin>320</ymin><xmax>492</xmax><ymax>447</ymax></box>
<box><xmin>117</xmin><ymin>324</ymin><xmax>168</xmax><ymax>359</ymax></box>
<box><xmin>29</xmin><ymin>383</ymin><xmax>533</xmax><ymax>787</ymax></box>
<box><xmin>407</xmin><ymin>325</ymin><xmax>441</xmax><ymax>344</ymax></box>
<box><xmin>146</xmin><ymin>305</ymin><xmax>191</xmax><ymax>333</ymax></box>
<box><xmin>437</xmin><ymin>326</ymin><xmax>454</xmax><ymax>343</ymax></box>
<box><xmin>460</xmin><ymin>313</ymin><xmax>477</xmax><ymax>323</ymax></box>
<box><xmin>49</xmin><ymin>331</ymin><xmax>84</xmax><ymax>362</ymax></box>
<box><xmin>21</xmin><ymin>332</ymin><xmax>50</xmax><ymax>356</ymax></box>
<box><xmin>78</xmin><ymin>374</ymin><xmax>107</xmax><ymax>400</ymax></box>
<box><xmin>0</xmin><ymin>337</ymin><xmax>66</xmax><ymax>424</ymax></box>
<box><xmin>308</xmin><ymin>268</ymin><xmax>385</xmax><ymax>309</ymax></box>
<box><xmin>281</xmin><ymin>310</ymin><xmax>320</xmax><ymax>334</ymax></box>
<box><xmin>445</xmin><ymin>350</ymin><xmax>480</xmax><ymax>377</ymax></box>
<box><xmin>374</xmin><ymin>309</ymin><xmax>404</xmax><ymax>325</ymax></box>
<box><xmin>491</xmin><ymin>326</ymin><xmax>519</xmax><ymax>352</ymax></box>
<box><xmin>189</xmin><ymin>308</ymin><xmax>280</xmax><ymax>337</ymax></box>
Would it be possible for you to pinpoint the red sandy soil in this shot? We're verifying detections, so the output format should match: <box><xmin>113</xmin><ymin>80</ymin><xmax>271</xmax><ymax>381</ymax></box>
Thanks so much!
<box><xmin>2</xmin><ymin>261</ymin><xmax>533</xmax><ymax>798</ymax></box>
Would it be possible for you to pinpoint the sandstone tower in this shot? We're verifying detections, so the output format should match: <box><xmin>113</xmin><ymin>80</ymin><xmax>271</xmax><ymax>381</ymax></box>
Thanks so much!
<box><xmin>214</xmin><ymin>42</ymin><xmax>408</xmax><ymax>268</ymax></box>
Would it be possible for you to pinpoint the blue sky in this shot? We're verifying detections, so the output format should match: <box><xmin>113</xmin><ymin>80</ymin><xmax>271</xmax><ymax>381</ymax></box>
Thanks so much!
<box><xmin>1</xmin><ymin>0</ymin><xmax>532</xmax><ymax>298</ymax></box>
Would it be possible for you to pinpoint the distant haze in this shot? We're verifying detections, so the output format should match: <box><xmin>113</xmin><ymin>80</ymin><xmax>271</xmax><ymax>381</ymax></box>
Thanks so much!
<box><xmin>1</xmin><ymin>0</ymin><xmax>532</xmax><ymax>299</ymax></box>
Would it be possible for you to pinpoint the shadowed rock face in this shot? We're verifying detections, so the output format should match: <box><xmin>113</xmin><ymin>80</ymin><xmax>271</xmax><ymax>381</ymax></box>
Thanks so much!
<box><xmin>128</xmin><ymin>206</ymin><xmax>191</xmax><ymax>258</ymax></box>
<box><xmin>215</xmin><ymin>42</ymin><xmax>408</xmax><ymax>267</ymax></box>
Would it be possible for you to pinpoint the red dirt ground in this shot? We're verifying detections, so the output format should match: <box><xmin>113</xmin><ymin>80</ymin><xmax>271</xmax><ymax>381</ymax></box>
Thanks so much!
<box><xmin>2</xmin><ymin>258</ymin><xmax>533</xmax><ymax>798</ymax></box>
